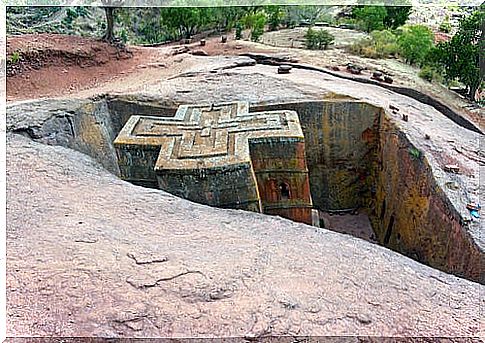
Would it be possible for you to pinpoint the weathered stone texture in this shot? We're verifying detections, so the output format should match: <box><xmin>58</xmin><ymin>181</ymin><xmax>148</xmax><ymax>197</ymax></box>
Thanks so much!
<box><xmin>6</xmin><ymin>134</ymin><xmax>484</xmax><ymax>337</ymax></box>
<box><xmin>370</xmin><ymin>117</ymin><xmax>484</xmax><ymax>283</ymax></box>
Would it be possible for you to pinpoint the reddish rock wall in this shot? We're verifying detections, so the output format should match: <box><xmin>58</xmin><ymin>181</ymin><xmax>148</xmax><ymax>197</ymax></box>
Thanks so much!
<box><xmin>370</xmin><ymin>117</ymin><xmax>483</xmax><ymax>283</ymax></box>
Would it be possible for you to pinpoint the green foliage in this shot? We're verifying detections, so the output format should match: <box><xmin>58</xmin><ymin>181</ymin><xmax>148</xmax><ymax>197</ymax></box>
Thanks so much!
<box><xmin>119</xmin><ymin>28</ymin><xmax>128</xmax><ymax>44</ymax></box>
<box><xmin>439</xmin><ymin>15</ymin><xmax>452</xmax><ymax>33</ymax></box>
<box><xmin>75</xmin><ymin>7</ymin><xmax>89</xmax><ymax>17</ymax></box>
<box><xmin>235</xmin><ymin>21</ymin><xmax>243</xmax><ymax>40</ymax></box>
<box><xmin>397</xmin><ymin>25</ymin><xmax>434</xmax><ymax>66</ymax></box>
<box><xmin>251</xmin><ymin>13</ymin><xmax>266</xmax><ymax>42</ymax></box>
<box><xmin>418</xmin><ymin>65</ymin><xmax>443</xmax><ymax>82</ymax></box>
<box><xmin>383</xmin><ymin>5</ymin><xmax>412</xmax><ymax>29</ymax></box>
<box><xmin>62</xmin><ymin>7</ymin><xmax>79</xmax><ymax>28</ymax></box>
<box><xmin>240</xmin><ymin>12</ymin><xmax>267</xmax><ymax>42</ymax></box>
<box><xmin>348</xmin><ymin>29</ymin><xmax>398</xmax><ymax>58</ymax></box>
<box><xmin>264</xmin><ymin>5</ymin><xmax>283</xmax><ymax>31</ymax></box>
<box><xmin>304</xmin><ymin>27</ymin><xmax>335</xmax><ymax>50</ymax></box>
<box><xmin>114</xmin><ymin>7</ymin><xmax>253</xmax><ymax>44</ymax></box>
<box><xmin>408</xmin><ymin>147</ymin><xmax>422</xmax><ymax>160</ymax></box>
<box><xmin>431</xmin><ymin>9</ymin><xmax>484</xmax><ymax>101</ymax></box>
<box><xmin>9</xmin><ymin>51</ymin><xmax>21</xmax><ymax>64</ymax></box>
<box><xmin>159</xmin><ymin>7</ymin><xmax>207</xmax><ymax>39</ymax></box>
<box><xmin>352</xmin><ymin>6</ymin><xmax>387</xmax><ymax>32</ymax></box>
<box><xmin>138</xmin><ymin>16</ymin><xmax>166</xmax><ymax>43</ymax></box>
<box><xmin>351</xmin><ymin>5</ymin><xmax>411</xmax><ymax>32</ymax></box>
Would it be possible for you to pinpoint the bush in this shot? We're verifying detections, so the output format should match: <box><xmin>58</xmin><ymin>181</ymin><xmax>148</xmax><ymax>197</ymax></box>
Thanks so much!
<box><xmin>304</xmin><ymin>27</ymin><xmax>335</xmax><ymax>50</ymax></box>
<box><xmin>397</xmin><ymin>25</ymin><xmax>434</xmax><ymax>66</ymax></box>
<box><xmin>251</xmin><ymin>14</ymin><xmax>266</xmax><ymax>42</ymax></box>
<box><xmin>348</xmin><ymin>29</ymin><xmax>398</xmax><ymax>58</ymax></box>
<box><xmin>419</xmin><ymin>65</ymin><xmax>440</xmax><ymax>82</ymax></box>
<box><xmin>235</xmin><ymin>22</ymin><xmax>243</xmax><ymax>39</ymax></box>
<box><xmin>61</xmin><ymin>7</ymin><xmax>79</xmax><ymax>29</ymax></box>
<box><xmin>9</xmin><ymin>51</ymin><xmax>21</xmax><ymax>64</ymax></box>
<box><xmin>241</xmin><ymin>12</ymin><xmax>267</xmax><ymax>42</ymax></box>
<box><xmin>265</xmin><ymin>5</ymin><xmax>283</xmax><ymax>31</ymax></box>
<box><xmin>119</xmin><ymin>28</ymin><xmax>128</xmax><ymax>44</ymax></box>
<box><xmin>75</xmin><ymin>7</ymin><xmax>89</xmax><ymax>18</ymax></box>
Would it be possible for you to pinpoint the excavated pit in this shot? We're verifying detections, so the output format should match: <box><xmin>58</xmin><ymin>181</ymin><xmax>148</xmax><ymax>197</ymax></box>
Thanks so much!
<box><xmin>7</xmin><ymin>95</ymin><xmax>483</xmax><ymax>284</ymax></box>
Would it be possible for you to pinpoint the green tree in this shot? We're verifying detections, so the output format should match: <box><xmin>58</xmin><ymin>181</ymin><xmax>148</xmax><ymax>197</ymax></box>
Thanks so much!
<box><xmin>352</xmin><ymin>6</ymin><xmax>387</xmax><ymax>32</ymax></box>
<box><xmin>251</xmin><ymin>12</ymin><xmax>267</xmax><ymax>42</ymax></box>
<box><xmin>432</xmin><ymin>9</ymin><xmax>484</xmax><ymax>101</ymax></box>
<box><xmin>351</xmin><ymin>4</ymin><xmax>411</xmax><ymax>32</ymax></box>
<box><xmin>159</xmin><ymin>7</ymin><xmax>209</xmax><ymax>39</ymax></box>
<box><xmin>383</xmin><ymin>5</ymin><xmax>412</xmax><ymax>29</ymax></box>
<box><xmin>265</xmin><ymin>5</ymin><xmax>283</xmax><ymax>31</ymax></box>
<box><xmin>397</xmin><ymin>24</ymin><xmax>434</xmax><ymax>65</ymax></box>
<box><xmin>240</xmin><ymin>11</ymin><xmax>267</xmax><ymax>42</ymax></box>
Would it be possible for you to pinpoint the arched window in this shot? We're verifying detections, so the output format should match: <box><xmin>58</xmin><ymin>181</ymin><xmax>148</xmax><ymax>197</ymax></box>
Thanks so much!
<box><xmin>279</xmin><ymin>182</ymin><xmax>291</xmax><ymax>200</ymax></box>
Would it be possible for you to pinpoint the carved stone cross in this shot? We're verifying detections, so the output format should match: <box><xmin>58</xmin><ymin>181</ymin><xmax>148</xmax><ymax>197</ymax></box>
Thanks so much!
<box><xmin>114</xmin><ymin>101</ymin><xmax>313</xmax><ymax>224</ymax></box>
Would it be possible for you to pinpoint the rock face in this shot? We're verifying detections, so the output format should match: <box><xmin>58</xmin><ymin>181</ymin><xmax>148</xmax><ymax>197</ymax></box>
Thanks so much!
<box><xmin>6</xmin><ymin>133</ymin><xmax>484</xmax><ymax>337</ymax></box>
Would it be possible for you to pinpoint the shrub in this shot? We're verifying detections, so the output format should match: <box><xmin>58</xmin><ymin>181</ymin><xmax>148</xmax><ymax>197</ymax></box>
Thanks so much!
<box><xmin>397</xmin><ymin>25</ymin><xmax>434</xmax><ymax>66</ymax></box>
<box><xmin>419</xmin><ymin>65</ymin><xmax>437</xmax><ymax>81</ymax></box>
<box><xmin>251</xmin><ymin>14</ymin><xmax>266</xmax><ymax>42</ymax></box>
<box><xmin>348</xmin><ymin>29</ymin><xmax>398</xmax><ymax>58</ymax></box>
<box><xmin>75</xmin><ymin>6</ymin><xmax>89</xmax><ymax>18</ymax></box>
<box><xmin>351</xmin><ymin>5</ymin><xmax>411</xmax><ymax>32</ymax></box>
<box><xmin>235</xmin><ymin>22</ymin><xmax>243</xmax><ymax>40</ymax></box>
<box><xmin>304</xmin><ymin>27</ymin><xmax>335</xmax><ymax>50</ymax></box>
<box><xmin>265</xmin><ymin>5</ymin><xmax>283</xmax><ymax>31</ymax></box>
<box><xmin>119</xmin><ymin>28</ymin><xmax>128</xmax><ymax>44</ymax></box>
<box><xmin>241</xmin><ymin>12</ymin><xmax>267</xmax><ymax>42</ymax></box>
<box><xmin>9</xmin><ymin>51</ymin><xmax>21</xmax><ymax>64</ymax></box>
<box><xmin>408</xmin><ymin>147</ymin><xmax>422</xmax><ymax>160</ymax></box>
<box><xmin>251</xmin><ymin>15</ymin><xmax>266</xmax><ymax>42</ymax></box>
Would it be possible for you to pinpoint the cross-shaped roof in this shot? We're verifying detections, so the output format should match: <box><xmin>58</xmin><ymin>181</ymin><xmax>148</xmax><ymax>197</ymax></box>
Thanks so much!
<box><xmin>114</xmin><ymin>101</ymin><xmax>304</xmax><ymax>170</ymax></box>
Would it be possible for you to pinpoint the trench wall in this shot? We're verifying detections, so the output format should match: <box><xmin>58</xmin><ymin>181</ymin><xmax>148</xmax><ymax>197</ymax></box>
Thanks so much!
<box><xmin>371</xmin><ymin>117</ymin><xmax>484</xmax><ymax>282</ymax></box>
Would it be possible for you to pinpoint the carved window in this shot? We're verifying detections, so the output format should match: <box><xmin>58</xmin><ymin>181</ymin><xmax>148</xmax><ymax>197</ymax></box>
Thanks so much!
<box><xmin>279</xmin><ymin>182</ymin><xmax>291</xmax><ymax>200</ymax></box>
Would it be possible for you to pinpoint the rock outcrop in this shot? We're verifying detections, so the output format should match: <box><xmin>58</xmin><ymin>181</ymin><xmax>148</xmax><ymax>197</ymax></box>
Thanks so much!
<box><xmin>6</xmin><ymin>133</ymin><xmax>483</xmax><ymax>337</ymax></box>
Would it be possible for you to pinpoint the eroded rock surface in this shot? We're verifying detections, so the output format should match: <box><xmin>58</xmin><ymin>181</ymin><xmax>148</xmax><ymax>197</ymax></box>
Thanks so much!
<box><xmin>6</xmin><ymin>133</ymin><xmax>484</xmax><ymax>337</ymax></box>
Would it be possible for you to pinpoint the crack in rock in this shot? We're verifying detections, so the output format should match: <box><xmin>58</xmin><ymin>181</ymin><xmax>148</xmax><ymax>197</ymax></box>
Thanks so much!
<box><xmin>126</xmin><ymin>270</ymin><xmax>205</xmax><ymax>289</ymax></box>
<box><xmin>126</xmin><ymin>252</ymin><xmax>168</xmax><ymax>265</ymax></box>
<box><xmin>74</xmin><ymin>237</ymin><xmax>98</xmax><ymax>244</ymax></box>
<box><xmin>113</xmin><ymin>313</ymin><xmax>152</xmax><ymax>331</ymax></box>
